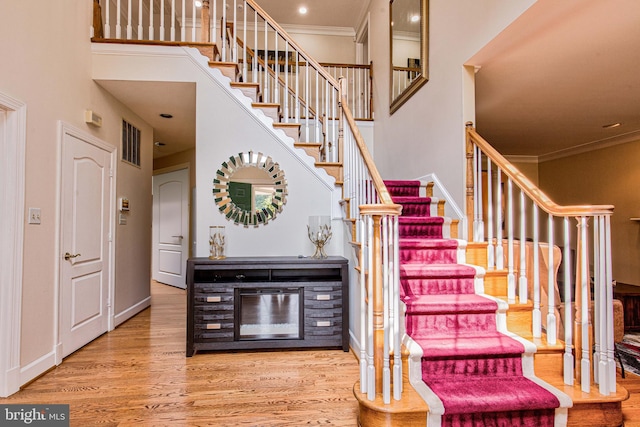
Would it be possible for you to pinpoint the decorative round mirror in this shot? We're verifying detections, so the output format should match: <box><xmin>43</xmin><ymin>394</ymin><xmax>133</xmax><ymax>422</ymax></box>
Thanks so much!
<box><xmin>213</xmin><ymin>151</ymin><xmax>287</xmax><ymax>227</ymax></box>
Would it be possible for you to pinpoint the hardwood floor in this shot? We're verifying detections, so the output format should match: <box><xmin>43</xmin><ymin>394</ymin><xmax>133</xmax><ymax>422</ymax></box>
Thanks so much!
<box><xmin>3</xmin><ymin>281</ymin><xmax>640</xmax><ymax>426</ymax></box>
<box><xmin>1</xmin><ymin>282</ymin><xmax>360</xmax><ymax>426</ymax></box>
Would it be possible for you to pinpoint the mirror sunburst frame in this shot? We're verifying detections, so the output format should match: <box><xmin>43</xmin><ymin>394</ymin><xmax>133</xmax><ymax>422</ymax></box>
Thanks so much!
<box><xmin>389</xmin><ymin>0</ymin><xmax>429</xmax><ymax>114</ymax></box>
<box><xmin>213</xmin><ymin>151</ymin><xmax>287</xmax><ymax>227</ymax></box>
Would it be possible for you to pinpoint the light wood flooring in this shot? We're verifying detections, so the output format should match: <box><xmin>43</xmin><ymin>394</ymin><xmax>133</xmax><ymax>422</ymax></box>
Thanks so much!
<box><xmin>1</xmin><ymin>282</ymin><xmax>360</xmax><ymax>426</ymax></box>
<box><xmin>2</xmin><ymin>281</ymin><xmax>640</xmax><ymax>426</ymax></box>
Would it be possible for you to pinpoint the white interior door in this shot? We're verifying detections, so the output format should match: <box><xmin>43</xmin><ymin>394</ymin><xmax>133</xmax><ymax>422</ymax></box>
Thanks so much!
<box><xmin>152</xmin><ymin>168</ymin><xmax>189</xmax><ymax>289</ymax></box>
<box><xmin>60</xmin><ymin>128</ymin><xmax>113</xmax><ymax>358</ymax></box>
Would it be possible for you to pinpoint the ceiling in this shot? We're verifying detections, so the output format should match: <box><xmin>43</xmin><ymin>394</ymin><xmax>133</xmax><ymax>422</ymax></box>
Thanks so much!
<box><xmin>98</xmin><ymin>0</ymin><xmax>640</xmax><ymax>161</ymax></box>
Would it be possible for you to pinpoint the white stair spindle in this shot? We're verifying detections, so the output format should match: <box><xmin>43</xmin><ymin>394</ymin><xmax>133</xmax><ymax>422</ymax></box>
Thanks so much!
<box><xmin>305</xmin><ymin>63</ymin><xmax>310</xmax><ymax>143</ymax></box>
<box><xmin>605</xmin><ymin>215</ymin><xmax>616</xmax><ymax>393</ymax></box>
<box><xmin>487</xmin><ymin>159</ymin><xmax>495</xmax><ymax>269</ymax></box>
<box><xmin>181</xmin><ymin>0</ymin><xmax>186</xmax><ymax>41</ymax></box>
<box><xmin>518</xmin><ymin>191</ymin><xmax>527</xmax><ymax>304</ymax></box>
<box><xmin>116</xmin><ymin>0</ymin><xmax>122</xmax><ymax>39</ymax></box>
<box><xmin>315</xmin><ymin>69</ymin><xmax>320</xmax><ymax>146</ymax></box>
<box><xmin>138</xmin><ymin>0</ymin><xmax>143</xmax><ymax>40</ymax></box>
<box><xmin>563</xmin><ymin>216</ymin><xmax>574</xmax><ymax>385</ymax></box>
<box><xmin>496</xmin><ymin>168</ymin><xmax>504</xmax><ymax>270</ymax></box>
<box><xmin>252</xmin><ymin>10</ymin><xmax>257</xmax><ymax>83</ymax></box>
<box><xmin>148</xmin><ymin>0</ymin><xmax>153</xmax><ymax>40</ymax></box>
<box><xmin>597</xmin><ymin>216</ymin><xmax>609</xmax><ymax>394</ymax></box>
<box><xmin>532</xmin><ymin>204</ymin><xmax>541</xmax><ymax>338</ymax></box>
<box><xmin>242</xmin><ymin>2</ymin><xmax>247</xmax><ymax>82</ymax></box>
<box><xmin>221</xmin><ymin>0</ymin><xmax>227</xmax><ymax>61</ymax></box>
<box><xmin>366</xmin><ymin>216</ymin><xmax>375</xmax><ymax>400</ymax></box>
<box><xmin>192</xmin><ymin>0</ymin><xmax>196</xmax><ymax>42</ymax></box>
<box><xmin>160</xmin><ymin>0</ymin><xmax>165</xmax><ymax>41</ymax></box>
<box><xmin>579</xmin><ymin>216</ymin><xmax>591</xmax><ymax>393</ymax></box>
<box><xmin>104</xmin><ymin>0</ymin><xmax>111</xmax><ymax>38</ymax></box>
<box><xmin>170</xmin><ymin>0</ymin><xmax>176</xmax><ymax>41</ymax></box>
<box><xmin>127</xmin><ymin>0</ymin><xmax>132</xmax><ymax>39</ymax></box>
<box><xmin>547</xmin><ymin>215</ymin><xmax>557</xmax><ymax>344</ymax></box>
<box><xmin>507</xmin><ymin>178</ymin><xmax>515</xmax><ymax>304</ymax></box>
<box><xmin>233</xmin><ymin>0</ymin><xmax>237</xmax><ymax>62</ymax></box>
<box><xmin>359</xmin><ymin>215</ymin><xmax>367</xmax><ymax>393</ymax></box>
<box><xmin>393</xmin><ymin>216</ymin><xmax>402</xmax><ymax>400</ymax></box>
<box><xmin>382</xmin><ymin>216</ymin><xmax>391</xmax><ymax>404</ymax></box>
<box><xmin>274</xmin><ymin>33</ymin><xmax>279</xmax><ymax>105</ymax></box>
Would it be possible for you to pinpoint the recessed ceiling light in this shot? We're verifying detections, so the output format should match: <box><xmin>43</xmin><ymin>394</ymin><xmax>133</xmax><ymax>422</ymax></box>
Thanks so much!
<box><xmin>602</xmin><ymin>122</ymin><xmax>622</xmax><ymax>129</ymax></box>
<box><xmin>154</xmin><ymin>141</ymin><xmax>166</xmax><ymax>147</ymax></box>
<box><xmin>410</xmin><ymin>14</ymin><xmax>420</xmax><ymax>23</ymax></box>
<box><xmin>194</xmin><ymin>0</ymin><xmax>202</xmax><ymax>7</ymax></box>
<box><xmin>159</xmin><ymin>113</ymin><xmax>173</xmax><ymax>119</ymax></box>
<box><xmin>299</xmin><ymin>6</ymin><xmax>307</xmax><ymax>15</ymax></box>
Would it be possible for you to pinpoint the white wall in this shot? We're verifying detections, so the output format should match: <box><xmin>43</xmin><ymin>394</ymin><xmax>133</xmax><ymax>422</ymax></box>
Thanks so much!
<box><xmin>0</xmin><ymin>0</ymin><xmax>152</xmax><ymax>387</ymax></box>
<box><xmin>92</xmin><ymin>44</ymin><xmax>344</xmax><ymax>259</ymax></box>
<box><xmin>368</xmin><ymin>0</ymin><xmax>537</xmax><ymax>209</ymax></box>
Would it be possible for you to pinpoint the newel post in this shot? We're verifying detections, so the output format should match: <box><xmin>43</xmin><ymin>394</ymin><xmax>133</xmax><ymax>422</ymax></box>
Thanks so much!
<box><xmin>201</xmin><ymin>0</ymin><xmax>211</xmax><ymax>43</ymax></box>
<box><xmin>465</xmin><ymin>122</ymin><xmax>475</xmax><ymax>242</ymax></box>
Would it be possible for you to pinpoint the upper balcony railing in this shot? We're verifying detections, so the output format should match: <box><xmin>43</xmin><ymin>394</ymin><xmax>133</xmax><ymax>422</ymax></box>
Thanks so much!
<box><xmin>466</xmin><ymin>123</ymin><xmax>616</xmax><ymax>396</ymax></box>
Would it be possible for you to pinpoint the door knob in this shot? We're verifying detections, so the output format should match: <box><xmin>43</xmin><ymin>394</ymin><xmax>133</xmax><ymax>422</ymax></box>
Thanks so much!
<box><xmin>64</xmin><ymin>252</ymin><xmax>81</xmax><ymax>261</ymax></box>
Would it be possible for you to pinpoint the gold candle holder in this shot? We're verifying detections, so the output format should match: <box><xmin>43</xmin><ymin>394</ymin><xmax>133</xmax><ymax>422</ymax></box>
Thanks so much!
<box><xmin>307</xmin><ymin>216</ymin><xmax>332</xmax><ymax>259</ymax></box>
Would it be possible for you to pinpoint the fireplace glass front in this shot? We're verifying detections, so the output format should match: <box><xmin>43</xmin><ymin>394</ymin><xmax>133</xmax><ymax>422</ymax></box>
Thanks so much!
<box><xmin>236</xmin><ymin>288</ymin><xmax>303</xmax><ymax>340</ymax></box>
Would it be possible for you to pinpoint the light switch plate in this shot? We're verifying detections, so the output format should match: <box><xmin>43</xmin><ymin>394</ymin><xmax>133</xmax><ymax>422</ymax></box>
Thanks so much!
<box><xmin>28</xmin><ymin>208</ymin><xmax>41</xmax><ymax>224</ymax></box>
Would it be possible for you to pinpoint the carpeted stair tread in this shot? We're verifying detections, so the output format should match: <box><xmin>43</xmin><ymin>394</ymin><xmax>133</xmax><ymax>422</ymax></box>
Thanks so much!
<box><xmin>399</xmin><ymin>238</ymin><xmax>459</xmax><ymax>249</ymax></box>
<box><xmin>399</xmin><ymin>216</ymin><xmax>445</xmax><ymax>225</ymax></box>
<box><xmin>413</xmin><ymin>333</ymin><xmax>525</xmax><ymax>357</ymax></box>
<box><xmin>404</xmin><ymin>293</ymin><xmax>498</xmax><ymax>314</ymax></box>
<box><xmin>425</xmin><ymin>376</ymin><xmax>560</xmax><ymax>415</ymax></box>
<box><xmin>400</xmin><ymin>263</ymin><xmax>477</xmax><ymax>278</ymax></box>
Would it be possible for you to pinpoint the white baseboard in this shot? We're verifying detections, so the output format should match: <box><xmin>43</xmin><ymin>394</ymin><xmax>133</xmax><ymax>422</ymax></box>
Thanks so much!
<box><xmin>19</xmin><ymin>350</ymin><xmax>57</xmax><ymax>388</ymax></box>
<box><xmin>114</xmin><ymin>296</ymin><xmax>151</xmax><ymax>327</ymax></box>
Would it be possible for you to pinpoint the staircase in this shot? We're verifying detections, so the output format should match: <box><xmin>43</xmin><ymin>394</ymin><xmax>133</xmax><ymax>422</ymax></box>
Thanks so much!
<box><xmin>385</xmin><ymin>180</ymin><xmax>570</xmax><ymax>426</ymax></box>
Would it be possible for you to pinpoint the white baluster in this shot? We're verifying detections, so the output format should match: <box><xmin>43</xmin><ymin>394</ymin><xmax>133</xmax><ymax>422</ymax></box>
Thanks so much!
<box><xmin>116</xmin><ymin>0</ymin><xmax>122</xmax><ymax>39</ymax></box>
<box><xmin>160</xmin><ymin>0</ymin><xmax>165</xmax><ymax>41</ymax></box>
<box><xmin>305</xmin><ymin>63</ymin><xmax>310</xmax><ymax>142</ymax></box>
<box><xmin>170</xmin><ymin>0</ymin><xmax>176</xmax><ymax>41</ymax></box>
<box><xmin>366</xmin><ymin>216</ymin><xmax>375</xmax><ymax>400</ymax></box>
<box><xmin>252</xmin><ymin>9</ymin><xmax>257</xmax><ymax>83</ymax></box>
<box><xmin>359</xmin><ymin>213</ymin><xmax>367</xmax><ymax>393</ymax></box>
<box><xmin>593</xmin><ymin>216</ymin><xmax>601</xmax><ymax>384</ymax></box>
<box><xmin>393</xmin><ymin>215</ymin><xmax>402</xmax><ymax>400</ymax></box>
<box><xmin>496</xmin><ymin>168</ymin><xmax>504</xmax><ymax>270</ymax></box>
<box><xmin>518</xmin><ymin>192</ymin><xmax>528</xmax><ymax>304</ymax></box>
<box><xmin>234</xmin><ymin>0</ymin><xmax>238</xmax><ymax>62</ymax></box>
<box><xmin>487</xmin><ymin>159</ymin><xmax>495</xmax><ymax>270</ymax></box>
<box><xmin>597</xmin><ymin>216</ymin><xmax>609</xmax><ymax>395</ymax></box>
<box><xmin>605</xmin><ymin>215</ymin><xmax>616</xmax><ymax>393</ymax></box>
<box><xmin>274</xmin><ymin>33</ymin><xmax>279</xmax><ymax>105</ymax></box>
<box><xmin>148</xmin><ymin>0</ymin><xmax>153</xmax><ymax>40</ymax></box>
<box><xmin>578</xmin><ymin>216</ymin><xmax>591</xmax><ymax>393</ymax></box>
<box><xmin>507</xmin><ymin>178</ymin><xmax>515</xmax><ymax>304</ymax></box>
<box><xmin>315</xmin><ymin>69</ymin><xmax>320</xmax><ymax>147</ymax></box>
<box><xmin>104</xmin><ymin>0</ymin><xmax>111</xmax><ymax>38</ymax></box>
<box><xmin>192</xmin><ymin>0</ymin><xmax>196</xmax><ymax>42</ymax></box>
<box><xmin>138</xmin><ymin>0</ymin><xmax>143</xmax><ymax>40</ymax></box>
<box><xmin>242</xmin><ymin>2</ymin><xmax>247</xmax><ymax>82</ymax></box>
<box><xmin>181</xmin><ymin>0</ymin><xmax>185</xmax><ymax>41</ymax></box>
<box><xmin>382</xmin><ymin>216</ymin><xmax>391</xmax><ymax>404</ymax></box>
<box><xmin>532</xmin><ymin>204</ymin><xmax>541</xmax><ymax>338</ymax></box>
<box><xmin>126</xmin><ymin>0</ymin><xmax>132</xmax><ymax>39</ymax></box>
<box><xmin>547</xmin><ymin>215</ymin><xmax>557</xmax><ymax>344</ymax></box>
<box><xmin>563</xmin><ymin>217</ymin><xmax>574</xmax><ymax>385</ymax></box>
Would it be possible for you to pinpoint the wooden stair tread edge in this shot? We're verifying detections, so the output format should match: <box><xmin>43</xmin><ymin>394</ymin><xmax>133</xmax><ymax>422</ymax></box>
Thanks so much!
<box><xmin>294</xmin><ymin>142</ymin><xmax>322</xmax><ymax>147</ymax></box>
<box><xmin>539</xmin><ymin>376</ymin><xmax>630</xmax><ymax>404</ymax></box>
<box><xmin>354</xmin><ymin>382</ymin><xmax>429</xmax><ymax>414</ymax></box>
<box><xmin>252</xmin><ymin>102</ymin><xmax>280</xmax><ymax>108</ymax></box>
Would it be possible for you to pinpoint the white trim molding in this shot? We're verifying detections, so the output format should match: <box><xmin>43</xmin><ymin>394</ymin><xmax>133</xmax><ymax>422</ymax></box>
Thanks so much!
<box><xmin>0</xmin><ymin>92</ymin><xmax>27</xmax><ymax>397</ymax></box>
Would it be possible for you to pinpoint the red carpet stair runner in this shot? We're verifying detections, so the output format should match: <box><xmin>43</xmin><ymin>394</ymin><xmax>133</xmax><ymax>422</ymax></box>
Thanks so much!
<box><xmin>384</xmin><ymin>180</ymin><xmax>571</xmax><ymax>426</ymax></box>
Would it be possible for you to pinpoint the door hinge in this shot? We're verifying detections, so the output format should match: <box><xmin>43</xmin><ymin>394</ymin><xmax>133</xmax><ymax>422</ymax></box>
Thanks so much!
<box><xmin>109</xmin><ymin>169</ymin><xmax>114</xmax><ymax>178</ymax></box>
<box><xmin>108</xmin><ymin>232</ymin><xmax>113</xmax><ymax>242</ymax></box>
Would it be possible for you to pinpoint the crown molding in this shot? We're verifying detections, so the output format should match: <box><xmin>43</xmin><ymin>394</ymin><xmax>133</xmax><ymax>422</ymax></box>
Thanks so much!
<box><xmin>504</xmin><ymin>155</ymin><xmax>539</xmax><ymax>164</ymax></box>
<box><xmin>539</xmin><ymin>130</ymin><xmax>640</xmax><ymax>163</ymax></box>
<box><xmin>280</xmin><ymin>24</ymin><xmax>355</xmax><ymax>38</ymax></box>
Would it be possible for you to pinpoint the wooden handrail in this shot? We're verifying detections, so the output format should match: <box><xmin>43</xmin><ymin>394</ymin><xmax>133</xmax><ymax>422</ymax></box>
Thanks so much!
<box><xmin>342</xmin><ymin>94</ymin><xmax>398</xmax><ymax>210</ymax></box>
<box><xmin>466</xmin><ymin>123</ymin><xmax>614</xmax><ymax>217</ymax></box>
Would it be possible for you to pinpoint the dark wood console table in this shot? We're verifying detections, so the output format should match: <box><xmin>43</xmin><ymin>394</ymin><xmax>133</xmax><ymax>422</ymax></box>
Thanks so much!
<box><xmin>186</xmin><ymin>256</ymin><xmax>349</xmax><ymax>356</ymax></box>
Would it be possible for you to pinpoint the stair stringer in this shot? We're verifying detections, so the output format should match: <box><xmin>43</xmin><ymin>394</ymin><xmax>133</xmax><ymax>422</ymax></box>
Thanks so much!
<box><xmin>183</xmin><ymin>47</ymin><xmax>340</xmax><ymax>193</ymax></box>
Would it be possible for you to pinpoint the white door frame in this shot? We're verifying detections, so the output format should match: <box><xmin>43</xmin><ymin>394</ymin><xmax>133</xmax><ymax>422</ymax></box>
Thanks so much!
<box><xmin>0</xmin><ymin>93</ymin><xmax>26</xmax><ymax>397</ymax></box>
<box><xmin>152</xmin><ymin>165</ymin><xmax>190</xmax><ymax>288</ymax></box>
<box><xmin>55</xmin><ymin>122</ymin><xmax>117</xmax><ymax>365</ymax></box>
